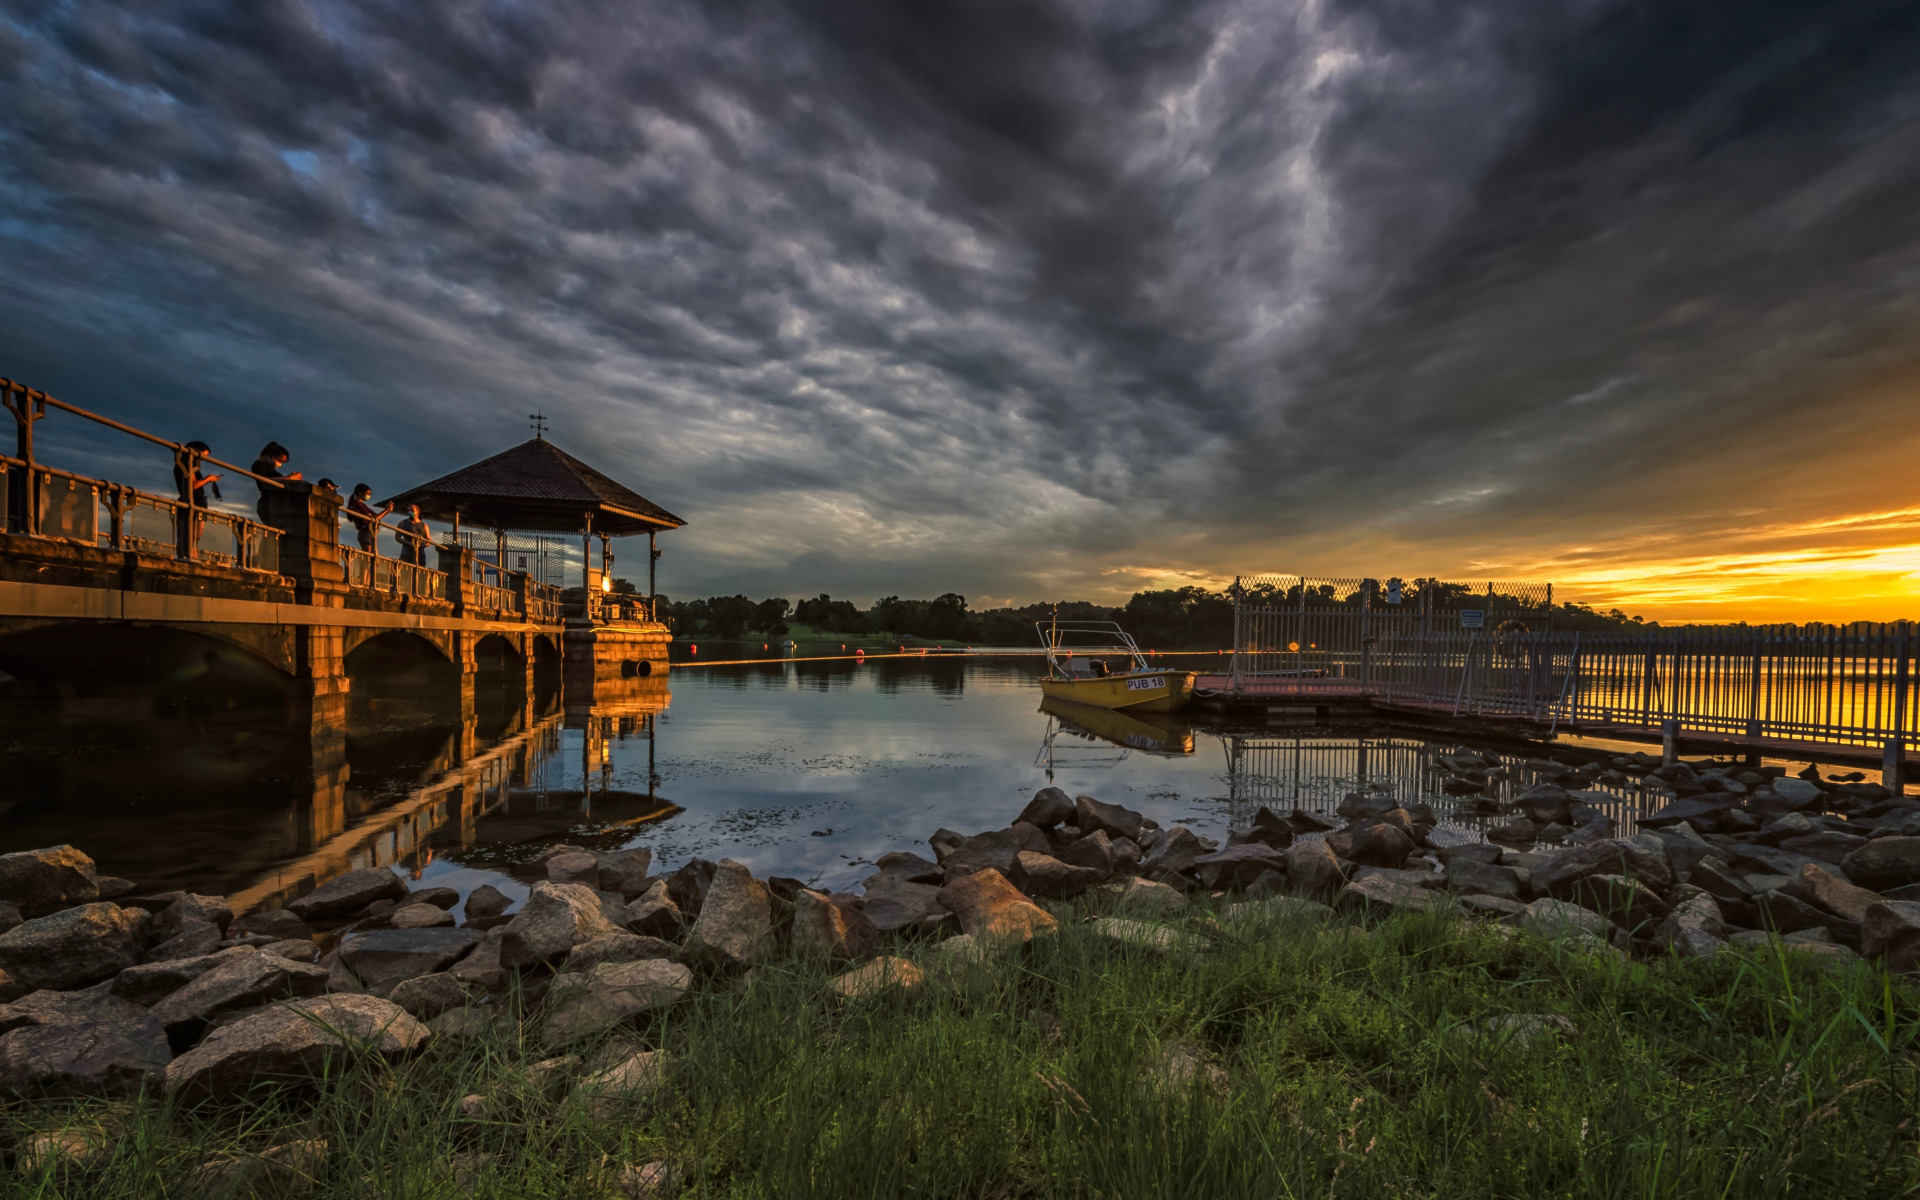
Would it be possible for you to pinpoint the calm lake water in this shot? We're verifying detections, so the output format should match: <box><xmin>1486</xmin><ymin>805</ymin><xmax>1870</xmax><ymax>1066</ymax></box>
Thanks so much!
<box><xmin>0</xmin><ymin>654</ymin><xmax>1857</xmax><ymax>915</ymax></box>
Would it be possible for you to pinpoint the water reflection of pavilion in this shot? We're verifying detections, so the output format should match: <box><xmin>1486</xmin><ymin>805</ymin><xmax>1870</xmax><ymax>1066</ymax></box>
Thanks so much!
<box><xmin>230</xmin><ymin>670</ymin><xmax>676</xmax><ymax>912</ymax></box>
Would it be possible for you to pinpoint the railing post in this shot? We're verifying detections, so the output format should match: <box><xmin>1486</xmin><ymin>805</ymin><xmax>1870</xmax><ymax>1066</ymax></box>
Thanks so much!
<box><xmin>1662</xmin><ymin>717</ymin><xmax>1679</xmax><ymax>766</ymax></box>
<box><xmin>437</xmin><ymin>541</ymin><xmax>477</xmax><ymax>618</ymax></box>
<box><xmin>2</xmin><ymin>382</ymin><xmax>45</xmax><ymax>535</ymax></box>
<box><xmin>1885</xmin><ymin>738</ymin><xmax>1905</xmax><ymax>795</ymax></box>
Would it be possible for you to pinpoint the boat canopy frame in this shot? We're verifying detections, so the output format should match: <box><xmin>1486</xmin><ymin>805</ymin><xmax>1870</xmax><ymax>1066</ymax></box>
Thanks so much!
<box><xmin>1035</xmin><ymin>619</ymin><xmax>1155</xmax><ymax>680</ymax></box>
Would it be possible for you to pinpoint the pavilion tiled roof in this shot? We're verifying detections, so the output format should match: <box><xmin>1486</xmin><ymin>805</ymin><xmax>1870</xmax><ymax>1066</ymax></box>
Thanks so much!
<box><xmin>381</xmin><ymin>438</ymin><xmax>685</xmax><ymax>536</ymax></box>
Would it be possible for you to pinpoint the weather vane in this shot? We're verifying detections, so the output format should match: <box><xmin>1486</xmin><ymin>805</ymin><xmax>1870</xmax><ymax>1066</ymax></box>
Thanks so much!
<box><xmin>529</xmin><ymin>410</ymin><xmax>548</xmax><ymax>439</ymax></box>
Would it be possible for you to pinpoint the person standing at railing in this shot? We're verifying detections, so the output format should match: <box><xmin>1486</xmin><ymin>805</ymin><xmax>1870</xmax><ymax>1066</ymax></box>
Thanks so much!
<box><xmin>345</xmin><ymin>484</ymin><xmax>390</xmax><ymax>553</ymax></box>
<box><xmin>249</xmin><ymin>442</ymin><xmax>301</xmax><ymax>526</ymax></box>
<box><xmin>172</xmin><ymin>440</ymin><xmax>223</xmax><ymax>556</ymax></box>
<box><xmin>397</xmin><ymin>504</ymin><xmax>433</xmax><ymax>566</ymax></box>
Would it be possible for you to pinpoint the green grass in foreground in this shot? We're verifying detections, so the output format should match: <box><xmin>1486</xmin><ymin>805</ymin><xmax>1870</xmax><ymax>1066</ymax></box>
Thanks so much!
<box><xmin>6</xmin><ymin>902</ymin><xmax>1919</xmax><ymax>1198</ymax></box>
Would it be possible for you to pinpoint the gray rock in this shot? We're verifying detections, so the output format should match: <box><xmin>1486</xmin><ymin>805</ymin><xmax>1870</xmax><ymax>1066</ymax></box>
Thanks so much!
<box><xmin>597</xmin><ymin>848</ymin><xmax>653</xmax><ymax>899</ymax></box>
<box><xmin>1639</xmin><ymin>797</ymin><xmax>1732</xmax><ymax>831</ymax></box>
<box><xmin>286</xmin><ymin>867</ymin><xmax>408</xmax><ymax>922</ymax></box>
<box><xmin>1753</xmin><ymin>889</ymin><xmax>1853</xmax><ymax>938</ymax></box>
<box><xmin>938</xmin><ymin>829</ymin><xmax>1022</xmax><ymax>879</ymax></box>
<box><xmin>563</xmin><ymin>932</ymin><xmax>676</xmax><ymax>974</ymax></box>
<box><xmin>1784</xmin><ymin>863</ymin><xmax>1881</xmax><ymax>924</ymax></box>
<box><xmin>1771</xmin><ymin>777</ymin><xmax>1824</xmax><ymax>808</ymax></box>
<box><xmin>1777</xmin><ymin>831</ymin><xmax>1870</xmax><ymax>867</ymax></box>
<box><xmin>337</xmin><ymin>928</ymin><xmax>483</xmax><ymax>994</ymax></box>
<box><xmin>387</xmin><ymin>972</ymin><xmax>473</xmax><ymax>1020</ymax></box>
<box><xmin>1656</xmin><ymin>894</ymin><xmax>1729</xmax><ymax>958</ymax></box>
<box><xmin>1843</xmin><ymin>837</ymin><xmax>1920</xmax><ymax>892</ymax></box>
<box><xmin>1520</xmin><ymin>898</ymin><xmax>1611</xmax><ymax>940</ymax></box>
<box><xmin>1010</xmin><ymin>822</ymin><xmax>1052</xmax><ymax>856</ymax></box>
<box><xmin>1285</xmin><ymin>838</ymin><xmax>1346</xmax><ymax>895</ymax></box>
<box><xmin>1459</xmin><ymin>893</ymin><xmax>1528</xmax><ymax>918</ymax></box>
<box><xmin>1074</xmin><ymin>794</ymin><xmax>1145</xmax><ymax>842</ymax></box>
<box><xmin>0</xmin><ymin>902</ymin><xmax>20</xmax><ymax>937</ymax></box>
<box><xmin>1112</xmin><ymin>876</ymin><xmax>1188</xmax><ymax>916</ymax></box>
<box><xmin>501</xmin><ymin>882</ymin><xmax>620</xmax><ymax>968</ymax></box>
<box><xmin>147</xmin><ymin>921</ymin><xmax>223</xmax><ymax>962</ymax></box>
<box><xmin>261</xmin><ymin>939</ymin><xmax>317</xmax><ymax>963</ymax></box>
<box><xmin>0</xmin><ymin>846</ymin><xmax>99</xmax><ymax>917</ymax></box>
<box><xmin>1191</xmin><ymin>844</ymin><xmax>1290</xmax><ymax>890</ymax></box>
<box><xmin>1444</xmin><ymin>859</ymin><xmax>1521</xmax><ymax>899</ymax></box>
<box><xmin>1437</xmin><ymin>844</ymin><xmax>1503</xmax><ymax>867</ymax></box>
<box><xmin>546</xmin><ymin>852</ymin><xmax>602</xmax><ymax>889</ymax></box>
<box><xmin>621</xmin><ymin>879</ymin><xmax>683</xmax><ymax>939</ymax></box>
<box><xmin>463</xmin><ymin>884</ymin><xmax>514</xmax><ymax>922</ymax></box>
<box><xmin>1335</xmin><ymin>822</ymin><xmax>1416</xmax><ymax>868</ymax></box>
<box><xmin>0</xmin><ymin>903</ymin><xmax>147</xmax><ymax>992</ymax></box>
<box><xmin>791</xmin><ymin>890</ymin><xmax>881</xmax><ymax>960</ymax></box>
<box><xmin>149</xmin><ymin>948</ymin><xmax>329</xmax><ymax>1034</ymax></box>
<box><xmin>0</xmin><ymin>1014</ymin><xmax>170</xmax><ymax>1096</ymax></box>
<box><xmin>151</xmin><ymin>895</ymin><xmax>233</xmax><ymax>943</ymax></box>
<box><xmin>1141</xmin><ymin>826</ymin><xmax>1206</xmax><ymax>880</ymax></box>
<box><xmin>1010</xmin><ymin>852</ymin><xmax>1101</xmax><ymax>900</ymax></box>
<box><xmin>404</xmin><ymin>886</ymin><xmax>461</xmax><ymax>911</ymax></box>
<box><xmin>1017</xmin><ymin>786</ymin><xmax>1075</xmax><ymax>829</ymax></box>
<box><xmin>1111</xmin><ymin>836</ymin><xmax>1144</xmax><ymax>873</ymax></box>
<box><xmin>1565</xmin><ymin>874</ymin><xmax>1670</xmax><ymax>933</ymax></box>
<box><xmin>389</xmin><ymin>903</ymin><xmax>456</xmax><ymax>930</ymax></box>
<box><xmin>1529</xmin><ymin>838</ymin><xmax>1674</xmax><ymax>899</ymax></box>
<box><xmin>858</xmin><ymin>875</ymin><xmax>949</xmax><ymax>933</ymax></box>
<box><xmin>443</xmin><ymin>928</ymin><xmax>508</xmax><ymax>992</ymax></box>
<box><xmin>0</xmin><ymin>983</ymin><xmax>151</xmax><ymax>1033</ymax></box>
<box><xmin>112</xmin><ymin>948</ymin><xmax>254</xmax><ymax>1006</ymax></box>
<box><xmin>164</xmin><ymin>994</ymin><xmax>430</xmax><ymax>1097</ymax></box>
<box><xmin>1862</xmin><ymin>901</ymin><xmax>1920</xmax><ymax>972</ymax></box>
<box><xmin>683</xmin><ymin>859</ymin><xmax>773</xmax><ymax>969</ymax></box>
<box><xmin>1342</xmin><ymin>873</ymin><xmax>1462</xmax><ymax>915</ymax></box>
<box><xmin>228</xmin><ymin>909</ymin><xmax>312</xmax><ymax>941</ymax></box>
<box><xmin>540</xmin><ymin>959</ymin><xmax>692</xmax><ymax>1048</ymax></box>
<box><xmin>869</xmin><ymin>851</ymin><xmax>944</xmax><ymax>884</ymax></box>
<box><xmin>1057</xmin><ymin>830</ymin><xmax>1115</xmax><ymax>880</ymax></box>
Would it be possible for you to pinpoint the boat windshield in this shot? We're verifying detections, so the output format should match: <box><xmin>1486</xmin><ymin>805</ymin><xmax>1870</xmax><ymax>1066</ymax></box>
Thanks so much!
<box><xmin>1034</xmin><ymin>620</ymin><xmax>1153</xmax><ymax>678</ymax></box>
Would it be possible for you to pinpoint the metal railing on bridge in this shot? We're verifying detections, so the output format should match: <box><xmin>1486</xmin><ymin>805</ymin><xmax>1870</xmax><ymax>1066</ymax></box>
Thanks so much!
<box><xmin>338</xmin><ymin>545</ymin><xmax>447</xmax><ymax>601</ymax></box>
<box><xmin>3</xmin><ymin>380</ymin><xmax>284</xmax><ymax>571</ymax></box>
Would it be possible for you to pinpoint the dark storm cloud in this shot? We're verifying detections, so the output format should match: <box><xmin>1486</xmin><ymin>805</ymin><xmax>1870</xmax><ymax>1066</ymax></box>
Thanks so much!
<box><xmin>2</xmin><ymin>0</ymin><xmax>1917</xmax><ymax>606</ymax></box>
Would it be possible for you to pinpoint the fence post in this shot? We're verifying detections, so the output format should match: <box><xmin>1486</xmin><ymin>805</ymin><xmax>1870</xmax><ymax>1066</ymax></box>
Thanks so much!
<box><xmin>1662</xmin><ymin>718</ymin><xmax>1679</xmax><ymax>766</ymax></box>
<box><xmin>2</xmin><ymin>383</ymin><xmax>45</xmax><ymax>535</ymax></box>
<box><xmin>1359</xmin><ymin>578</ymin><xmax>1374</xmax><ymax>692</ymax></box>
<box><xmin>1886</xmin><ymin>738</ymin><xmax>1905</xmax><ymax>795</ymax></box>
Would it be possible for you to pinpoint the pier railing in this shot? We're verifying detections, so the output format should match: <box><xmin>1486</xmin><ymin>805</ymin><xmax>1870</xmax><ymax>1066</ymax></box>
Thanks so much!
<box><xmin>1</xmin><ymin>453</ymin><xmax>283</xmax><ymax>572</ymax></box>
<box><xmin>339</xmin><ymin>545</ymin><xmax>447</xmax><ymax>600</ymax></box>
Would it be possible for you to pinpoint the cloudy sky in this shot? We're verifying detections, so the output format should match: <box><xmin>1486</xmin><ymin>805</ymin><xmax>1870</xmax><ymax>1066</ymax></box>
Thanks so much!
<box><xmin>4</xmin><ymin>0</ymin><xmax>1918</xmax><ymax>621</ymax></box>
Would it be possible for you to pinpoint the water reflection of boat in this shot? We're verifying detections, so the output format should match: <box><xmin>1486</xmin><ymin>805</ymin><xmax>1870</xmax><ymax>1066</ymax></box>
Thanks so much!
<box><xmin>1040</xmin><ymin>696</ymin><xmax>1194</xmax><ymax>755</ymax></box>
<box><xmin>1035</xmin><ymin>618</ymin><xmax>1194</xmax><ymax>712</ymax></box>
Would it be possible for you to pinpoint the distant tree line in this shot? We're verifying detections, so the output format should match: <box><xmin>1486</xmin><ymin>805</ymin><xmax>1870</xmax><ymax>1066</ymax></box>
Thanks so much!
<box><xmin>620</xmin><ymin>582</ymin><xmax>1663</xmax><ymax>646</ymax></box>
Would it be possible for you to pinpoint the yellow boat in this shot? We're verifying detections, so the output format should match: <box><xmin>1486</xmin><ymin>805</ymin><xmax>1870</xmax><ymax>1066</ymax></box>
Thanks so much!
<box><xmin>1034</xmin><ymin>618</ymin><xmax>1195</xmax><ymax>713</ymax></box>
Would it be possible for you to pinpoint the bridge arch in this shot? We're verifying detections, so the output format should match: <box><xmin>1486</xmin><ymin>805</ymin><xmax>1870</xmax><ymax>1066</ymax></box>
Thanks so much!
<box><xmin>0</xmin><ymin>621</ymin><xmax>294</xmax><ymax>719</ymax></box>
<box><xmin>345</xmin><ymin>630</ymin><xmax>460</xmax><ymax>724</ymax></box>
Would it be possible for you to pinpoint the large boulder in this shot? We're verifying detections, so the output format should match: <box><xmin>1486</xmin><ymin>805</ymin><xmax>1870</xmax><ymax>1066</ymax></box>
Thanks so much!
<box><xmin>446</xmin><ymin>929</ymin><xmax>510</xmax><ymax>992</ymax></box>
<box><xmin>501</xmin><ymin>883</ymin><xmax>620</xmax><ymax>968</ymax></box>
<box><xmin>1785</xmin><ymin>863</ymin><xmax>1883</xmax><ymax>924</ymax></box>
<box><xmin>164</xmin><ymin>995</ymin><xmax>429</xmax><ymax>1098</ymax></box>
<box><xmin>597</xmin><ymin>848</ymin><xmax>653</xmax><ymax>899</ymax></box>
<box><xmin>665</xmin><ymin>859</ymin><xmax>718</xmax><ymax>916</ymax></box>
<box><xmin>112</xmin><ymin>947</ymin><xmax>254</xmax><ymax>1006</ymax></box>
<box><xmin>1342</xmin><ymin>873</ymin><xmax>1461</xmax><ymax>915</ymax></box>
<box><xmin>545</xmin><ymin>852</ymin><xmax>602</xmax><ymax>889</ymax></box>
<box><xmin>1140</xmin><ymin>826</ymin><xmax>1206</xmax><ymax>880</ymax></box>
<box><xmin>938</xmin><ymin>830</ymin><xmax>1022</xmax><ymax>880</ymax></box>
<box><xmin>539</xmin><ymin>959</ymin><xmax>691</xmax><ymax>1048</ymax></box>
<box><xmin>286</xmin><ymin>868</ymin><xmax>408</xmax><ymax>922</ymax></box>
<box><xmin>337</xmin><ymin>928</ymin><xmax>484</xmax><ymax>994</ymax></box>
<box><xmin>386</xmin><ymin>973</ymin><xmax>472</xmax><ymax>1021</ymax></box>
<box><xmin>1566</xmin><ymin>874</ymin><xmax>1670</xmax><ymax>933</ymax></box>
<box><xmin>562</xmin><ymin>932</ymin><xmax>675</xmax><ymax>975</ymax></box>
<box><xmin>622</xmin><ymin>880</ymin><xmax>683</xmax><ymax>939</ymax></box>
<box><xmin>937</xmin><ymin>869</ymin><xmax>1056</xmax><ymax>942</ymax></box>
<box><xmin>1771</xmin><ymin>777</ymin><xmax>1825</xmax><ymax>808</ymax></box>
<box><xmin>1638</xmin><ymin>797</ymin><xmax>1732</xmax><ymax>831</ymax></box>
<box><xmin>1010</xmin><ymin>852</ymin><xmax>1100</xmax><ymax>900</ymax></box>
<box><xmin>0</xmin><ymin>903</ymin><xmax>147</xmax><ymax>992</ymax></box>
<box><xmin>682</xmin><ymin>859</ymin><xmax>772</xmax><ymax>969</ymax></box>
<box><xmin>1191</xmin><ymin>845</ymin><xmax>1289</xmax><ymax>891</ymax></box>
<box><xmin>1444</xmin><ymin>860</ymin><xmax>1521</xmax><ymax>899</ymax></box>
<box><xmin>150</xmin><ymin>895</ymin><xmax>233</xmax><ymax>943</ymax></box>
<box><xmin>463</xmin><ymin>885</ymin><xmax>514</xmax><ymax>923</ymax></box>
<box><xmin>1529</xmin><ymin>839</ymin><xmax>1673</xmax><ymax>898</ymax></box>
<box><xmin>228</xmin><ymin>909</ymin><xmax>313</xmax><ymax>942</ymax></box>
<box><xmin>858</xmin><ymin>876</ymin><xmax>950</xmax><ymax>934</ymax></box>
<box><xmin>1074</xmin><ymin>795</ymin><xmax>1146</xmax><ymax>843</ymax></box>
<box><xmin>1517</xmin><ymin>784</ymin><xmax>1574</xmax><ymax>825</ymax></box>
<box><xmin>1520</xmin><ymin>898</ymin><xmax>1610</xmax><ymax>940</ymax></box>
<box><xmin>0</xmin><ymin>846</ymin><xmax>99</xmax><ymax>917</ymax></box>
<box><xmin>389</xmin><ymin>904</ymin><xmax>455</xmax><ymax>930</ymax></box>
<box><xmin>0</xmin><ymin>984</ymin><xmax>150</xmax><ymax>1034</ymax></box>
<box><xmin>1332</xmin><ymin>822</ymin><xmax>1415</xmax><ymax>868</ymax></box>
<box><xmin>1017</xmin><ymin>787</ymin><xmax>1076</xmax><ymax>829</ymax></box>
<box><xmin>148</xmin><ymin>948</ymin><xmax>330</xmax><ymax>1035</ymax></box>
<box><xmin>1655</xmin><ymin>894</ymin><xmax>1729</xmax><ymax>958</ymax></box>
<box><xmin>0</xmin><ymin>1015</ymin><xmax>170</xmax><ymax>1096</ymax></box>
<box><xmin>1777</xmin><ymin>832</ymin><xmax>1870</xmax><ymax>868</ymax></box>
<box><xmin>791</xmin><ymin>890</ymin><xmax>881</xmax><ymax>960</ymax></box>
<box><xmin>1285</xmin><ymin>839</ymin><xmax>1345</xmax><ymax>895</ymax></box>
<box><xmin>148</xmin><ymin>922</ymin><xmax>223</xmax><ymax>962</ymax></box>
<box><xmin>868</xmin><ymin>852</ymin><xmax>944</xmax><ymax>884</ymax></box>
<box><xmin>1843</xmin><ymin>837</ymin><xmax>1920</xmax><ymax>892</ymax></box>
<box><xmin>1057</xmin><ymin>830</ymin><xmax>1115</xmax><ymax>880</ymax></box>
<box><xmin>1113</xmin><ymin>876</ymin><xmax>1188</xmax><ymax>916</ymax></box>
<box><xmin>1862</xmin><ymin>901</ymin><xmax>1920</xmax><ymax>972</ymax></box>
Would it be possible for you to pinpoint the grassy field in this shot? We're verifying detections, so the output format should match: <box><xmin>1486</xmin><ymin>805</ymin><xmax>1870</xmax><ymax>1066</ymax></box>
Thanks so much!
<box><xmin>7</xmin><ymin>901</ymin><xmax>1917</xmax><ymax>1198</ymax></box>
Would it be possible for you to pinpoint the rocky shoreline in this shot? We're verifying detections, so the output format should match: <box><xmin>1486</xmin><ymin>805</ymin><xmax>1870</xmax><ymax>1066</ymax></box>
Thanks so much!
<box><xmin>0</xmin><ymin>752</ymin><xmax>1916</xmax><ymax>1177</ymax></box>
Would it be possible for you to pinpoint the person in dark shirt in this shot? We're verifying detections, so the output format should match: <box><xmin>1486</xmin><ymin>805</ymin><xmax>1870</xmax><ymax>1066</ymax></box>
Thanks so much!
<box><xmin>172</xmin><ymin>440</ymin><xmax>223</xmax><ymax>554</ymax></box>
<box><xmin>249</xmin><ymin>442</ymin><xmax>302</xmax><ymax>525</ymax></box>
<box><xmin>397</xmin><ymin>504</ymin><xmax>433</xmax><ymax>566</ymax></box>
<box><xmin>346</xmin><ymin>484</ymin><xmax>390</xmax><ymax>553</ymax></box>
